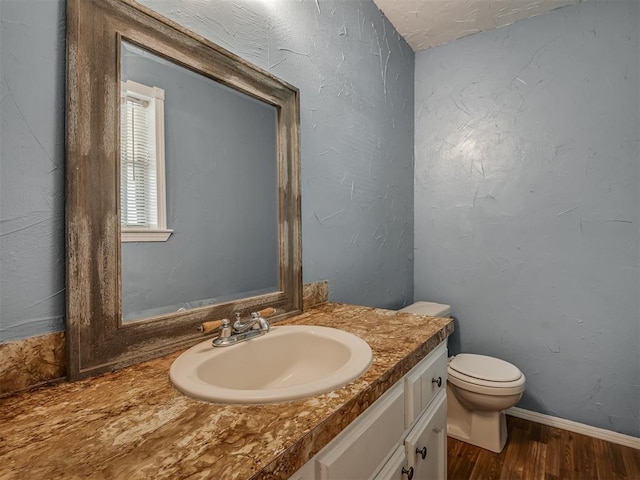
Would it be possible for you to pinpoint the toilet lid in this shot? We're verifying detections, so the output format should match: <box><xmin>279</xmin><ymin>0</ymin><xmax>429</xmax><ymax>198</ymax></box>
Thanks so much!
<box><xmin>399</xmin><ymin>301</ymin><xmax>451</xmax><ymax>317</ymax></box>
<box><xmin>449</xmin><ymin>354</ymin><xmax>522</xmax><ymax>382</ymax></box>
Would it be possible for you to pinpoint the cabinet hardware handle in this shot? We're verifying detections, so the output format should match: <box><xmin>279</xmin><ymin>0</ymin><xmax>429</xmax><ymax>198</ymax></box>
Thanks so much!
<box><xmin>416</xmin><ymin>446</ymin><xmax>427</xmax><ymax>459</ymax></box>
<box><xmin>432</xmin><ymin>376</ymin><xmax>442</xmax><ymax>387</ymax></box>
<box><xmin>401</xmin><ymin>466</ymin><xmax>414</xmax><ymax>480</ymax></box>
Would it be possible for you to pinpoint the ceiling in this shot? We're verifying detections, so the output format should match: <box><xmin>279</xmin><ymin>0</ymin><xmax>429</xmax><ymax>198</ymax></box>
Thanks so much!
<box><xmin>373</xmin><ymin>0</ymin><xmax>580</xmax><ymax>51</ymax></box>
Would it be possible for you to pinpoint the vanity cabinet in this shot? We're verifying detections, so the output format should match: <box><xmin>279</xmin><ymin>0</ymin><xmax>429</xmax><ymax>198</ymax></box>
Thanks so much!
<box><xmin>292</xmin><ymin>342</ymin><xmax>448</xmax><ymax>480</ymax></box>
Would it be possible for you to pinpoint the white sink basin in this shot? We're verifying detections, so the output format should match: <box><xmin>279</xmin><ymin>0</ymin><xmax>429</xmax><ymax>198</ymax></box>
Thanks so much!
<box><xmin>169</xmin><ymin>325</ymin><xmax>373</xmax><ymax>404</ymax></box>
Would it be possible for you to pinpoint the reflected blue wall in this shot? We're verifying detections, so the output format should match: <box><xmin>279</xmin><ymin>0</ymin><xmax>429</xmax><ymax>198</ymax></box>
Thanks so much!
<box><xmin>120</xmin><ymin>46</ymin><xmax>278</xmax><ymax>319</ymax></box>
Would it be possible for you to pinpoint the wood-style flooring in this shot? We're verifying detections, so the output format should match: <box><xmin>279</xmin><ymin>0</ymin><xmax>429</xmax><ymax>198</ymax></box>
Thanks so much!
<box><xmin>447</xmin><ymin>415</ymin><xmax>640</xmax><ymax>480</ymax></box>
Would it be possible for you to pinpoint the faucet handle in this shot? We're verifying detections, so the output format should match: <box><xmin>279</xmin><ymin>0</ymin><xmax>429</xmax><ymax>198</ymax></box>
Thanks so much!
<box><xmin>256</xmin><ymin>307</ymin><xmax>277</xmax><ymax>318</ymax></box>
<box><xmin>252</xmin><ymin>312</ymin><xmax>271</xmax><ymax>333</ymax></box>
<box><xmin>197</xmin><ymin>319</ymin><xmax>225</xmax><ymax>333</ymax></box>
<box><xmin>219</xmin><ymin>319</ymin><xmax>232</xmax><ymax>338</ymax></box>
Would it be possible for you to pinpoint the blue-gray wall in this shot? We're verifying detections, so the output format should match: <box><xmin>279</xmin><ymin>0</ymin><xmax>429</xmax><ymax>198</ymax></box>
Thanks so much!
<box><xmin>0</xmin><ymin>0</ymin><xmax>67</xmax><ymax>340</ymax></box>
<box><xmin>414</xmin><ymin>1</ymin><xmax>639</xmax><ymax>436</ymax></box>
<box><xmin>0</xmin><ymin>0</ymin><xmax>415</xmax><ymax>340</ymax></box>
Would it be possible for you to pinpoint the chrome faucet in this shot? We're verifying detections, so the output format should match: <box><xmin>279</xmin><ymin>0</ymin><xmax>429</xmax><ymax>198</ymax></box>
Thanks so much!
<box><xmin>212</xmin><ymin>311</ymin><xmax>270</xmax><ymax>347</ymax></box>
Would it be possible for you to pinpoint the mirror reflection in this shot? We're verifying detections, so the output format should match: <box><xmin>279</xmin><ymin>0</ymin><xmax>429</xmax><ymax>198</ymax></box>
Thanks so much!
<box><xmin>119</xmin><ymin>41</ymin><xmax>279</xmax><ymax>322</ymax></box>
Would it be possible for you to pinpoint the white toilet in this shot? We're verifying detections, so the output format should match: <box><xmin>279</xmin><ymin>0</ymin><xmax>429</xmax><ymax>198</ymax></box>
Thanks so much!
<box><xmin>399</xmin><ymin>301</ymin><xmax>526</xmax><ymax>453</ymax></box>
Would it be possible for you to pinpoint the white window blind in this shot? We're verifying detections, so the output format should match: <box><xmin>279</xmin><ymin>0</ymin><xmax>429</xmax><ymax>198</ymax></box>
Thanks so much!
<box><xmin>120</xmin><ymin>80</ymin><xmax>172</xmax><ymax>242</ymax></box>
<box><xmin>121</xmin><ymin>96</ymin><xmax>158</xmax><ymax>228</ymax></box>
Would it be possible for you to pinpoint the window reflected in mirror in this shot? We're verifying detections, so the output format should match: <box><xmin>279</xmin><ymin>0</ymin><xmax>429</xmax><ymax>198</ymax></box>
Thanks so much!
<box><xmin>120</xmin><ymin>78</ymin><xmax>171</xmax><ymax>241</ymax></box>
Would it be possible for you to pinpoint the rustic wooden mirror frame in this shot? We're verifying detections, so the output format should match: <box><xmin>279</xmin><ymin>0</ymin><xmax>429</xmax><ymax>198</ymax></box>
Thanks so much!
<box><xmin>66</xmin><ymin>0</ymin><xmax>301</xmax><ymax>380</ymax></box>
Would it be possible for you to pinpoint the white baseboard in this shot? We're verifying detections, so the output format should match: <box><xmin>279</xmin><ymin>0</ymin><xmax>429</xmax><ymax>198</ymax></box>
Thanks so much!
<box><xmin>506</xmin><ymin>407</ymin><xmax>640</xmax><ymax>450</ymax></box>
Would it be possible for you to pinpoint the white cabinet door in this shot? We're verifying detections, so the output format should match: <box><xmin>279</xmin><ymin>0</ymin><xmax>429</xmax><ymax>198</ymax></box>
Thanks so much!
<box><xmin>404</xmin><ymin>390</ymin><xmax>447</xmax><ymax>480</ymax></box>
<box><xmin>316</xmin><ymin>383</ymin><xmax>405</xmax><ymax>480</ymax></box>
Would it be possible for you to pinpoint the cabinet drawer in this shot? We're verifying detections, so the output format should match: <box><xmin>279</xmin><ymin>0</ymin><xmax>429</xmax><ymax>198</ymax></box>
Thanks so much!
<box><xmin>316</xmin><ymin>383</ymin><xmax>405</xmax><ymax>480</ymax></box>
<box><xmin>404</xmin><ymin>343</ymin><xmax>447</xmax><ymax>426</ymax></box>
<box><xmin>372</xmin><ymin>445</ymin><xmax>407</xmax><ymax>480</ymax></box>
<box><xmin>404</xmin><ymin>390</ymin><xmax>447</xmax><ymax>480</ymax></box>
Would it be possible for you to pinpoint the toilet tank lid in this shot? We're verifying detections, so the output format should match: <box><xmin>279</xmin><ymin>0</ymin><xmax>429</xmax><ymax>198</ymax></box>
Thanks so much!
<box><xmin>449</xmin><ymin>354</ymin><xmax>522</xmax><ymax>383</ymax></box>
<box><xmin>399</xmin><ymin>301</ymin><xmax>451</xmax><ymax>317</ymax></box>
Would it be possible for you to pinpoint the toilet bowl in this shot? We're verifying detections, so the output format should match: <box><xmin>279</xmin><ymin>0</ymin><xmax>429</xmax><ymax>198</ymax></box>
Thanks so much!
<box><xmin>399</xmin><ymin>301</ymin><xmax>526</xmax><ymax>453</ymax></box>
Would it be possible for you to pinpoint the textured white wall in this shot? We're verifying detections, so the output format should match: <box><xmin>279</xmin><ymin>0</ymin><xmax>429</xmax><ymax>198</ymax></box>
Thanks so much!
<box><xmin>414</xmin><ymin>1</ymin><xmax>639</xmax><ymax>436</ymax></box>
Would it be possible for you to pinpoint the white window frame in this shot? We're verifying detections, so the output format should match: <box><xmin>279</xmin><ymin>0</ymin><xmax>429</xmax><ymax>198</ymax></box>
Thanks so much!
<box><xmin>120</xmin><ymin>79</ymin><xmax>172</xmax><ymax>242</ymax></box>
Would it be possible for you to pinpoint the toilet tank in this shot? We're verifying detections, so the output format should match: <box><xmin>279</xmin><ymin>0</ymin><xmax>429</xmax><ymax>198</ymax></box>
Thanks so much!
<box><xmin>399</xmin><ymin>301</ymin><xmax>451</xmax><ymax>318</ymax></box>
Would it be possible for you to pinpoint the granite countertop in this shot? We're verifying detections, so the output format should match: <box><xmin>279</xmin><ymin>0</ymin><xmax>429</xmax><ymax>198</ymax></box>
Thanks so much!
<box><xmin>0</xmin><ymin>303</ymin><xmax>453</xmax><ymax>480</ymax></box>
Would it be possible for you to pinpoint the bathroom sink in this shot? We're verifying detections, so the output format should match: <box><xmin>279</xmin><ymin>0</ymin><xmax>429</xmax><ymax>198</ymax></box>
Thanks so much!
<box><xmin>169</xmin><ymin>325</ymin><xmax>373</xmax><ymax>404</ymax></box>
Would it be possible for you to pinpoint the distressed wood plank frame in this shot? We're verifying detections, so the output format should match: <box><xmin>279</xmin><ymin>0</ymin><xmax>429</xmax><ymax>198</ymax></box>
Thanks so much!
<box><xmin>66</xmin><ymin>0</ymin><xmax>301</xmax><ymax>380</ymax></box>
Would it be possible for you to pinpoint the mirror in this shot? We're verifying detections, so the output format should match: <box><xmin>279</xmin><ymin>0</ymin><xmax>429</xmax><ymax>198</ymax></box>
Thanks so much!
<box><xmin>66</xmin><ymin>0</ymin><xmax>301</xmax><ymax>380</ymax></box>
<box><xmin>119</xmin><ymin>41</ymin><xmax>279</xmax><ymax>322</ymax></box>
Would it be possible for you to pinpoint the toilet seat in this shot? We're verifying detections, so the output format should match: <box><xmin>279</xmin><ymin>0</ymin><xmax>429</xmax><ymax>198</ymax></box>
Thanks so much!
<box><xmin>449</xmin><ymin>354</ymin><xmax>521</xmax><ymax>382</ymax></box>
<box><xmin>448</xmin><ymin>354</ymin><xmax>525</xmax><ymax>396</ymax></box>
